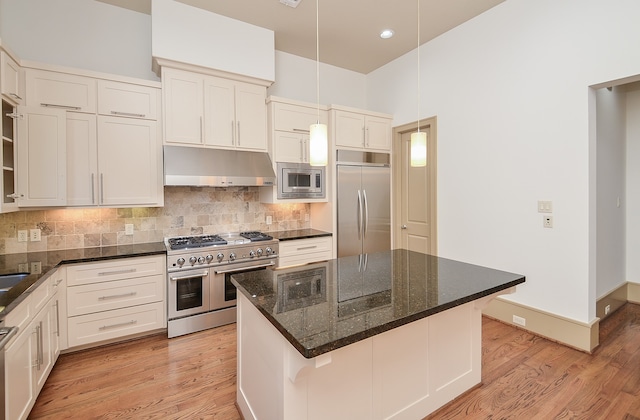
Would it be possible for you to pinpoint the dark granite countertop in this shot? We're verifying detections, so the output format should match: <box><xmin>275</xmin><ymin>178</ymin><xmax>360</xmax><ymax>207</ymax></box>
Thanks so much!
<box><xmin>0</xmin><ymin>242</ymin><xmax>166</xmax><ymax>321</ymax></box>
<box><xmin>232</xmin><ymin>249</ymin><xmax>525</xmax><ymax>359</ymax></box>
<box><xmin>269</xmin><ymin>229</ymin><xmax>332</xmax><ymax>241</ymax></box>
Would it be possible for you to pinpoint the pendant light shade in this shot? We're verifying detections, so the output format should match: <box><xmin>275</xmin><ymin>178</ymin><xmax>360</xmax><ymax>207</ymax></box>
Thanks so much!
<box><xmin>310</xmin><ymin>123</ymin><xmax>328</xmax><ymax>166</ymax></box>
<box><xmin>410</xmin><ymin>131</ymin><xmax>427</xmax><ymax>167</ymax></box>
<box><xmin>309</xmin><ymin>0</ymin><xmax>327</xmax><ymax>166</ymax></box>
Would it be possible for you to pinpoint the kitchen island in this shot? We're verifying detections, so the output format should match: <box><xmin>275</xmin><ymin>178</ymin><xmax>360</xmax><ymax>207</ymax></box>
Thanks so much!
<box><xmin>231</xmin><ymin>249</ymin><xmax>525</xmax><ymax>420</ymax></box>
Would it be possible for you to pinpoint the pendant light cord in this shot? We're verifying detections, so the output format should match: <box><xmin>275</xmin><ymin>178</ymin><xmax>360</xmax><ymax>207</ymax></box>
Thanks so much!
<box><xmin>316</xmin><ymin>0</ymin><xmax>320</xmax><ymax>123</ymax></box>
<box><xmin>417</xmin><ymin>0</ymin><xmax>421</xmax><ymax>134</ymax></box>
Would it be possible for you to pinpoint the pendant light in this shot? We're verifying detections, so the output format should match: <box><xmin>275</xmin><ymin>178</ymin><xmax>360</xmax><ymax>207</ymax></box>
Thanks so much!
<box><xmin>309</xmin><ymin>0</ymin><xmax>328</xmax><ymax>166</ymax></box>
<box><xmin>410</xmin><ymin>0</ymin><xmax>427</xmax><ymax>167</ymax></box>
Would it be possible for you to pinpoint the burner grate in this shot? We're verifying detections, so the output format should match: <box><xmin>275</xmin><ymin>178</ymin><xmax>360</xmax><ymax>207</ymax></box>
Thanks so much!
<box><xmin>168</xmin><ymin>234</ymin><xmax>227</xmax><ymax>250</ymax></box>
<box><xmin>240</xmin><ymin>231</ymin><xmax>273</xmax><ymax>242</ymax></box>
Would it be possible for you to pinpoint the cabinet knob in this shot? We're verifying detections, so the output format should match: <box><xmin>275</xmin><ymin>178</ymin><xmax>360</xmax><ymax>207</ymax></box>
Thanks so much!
<box><xmin>401</xmin><ymin>224</ymin><xmax>408</xmax><ymax>230</ymax></box>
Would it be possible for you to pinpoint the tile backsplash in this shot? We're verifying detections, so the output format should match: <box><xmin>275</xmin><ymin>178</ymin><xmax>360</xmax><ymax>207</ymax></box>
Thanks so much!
<box><xmin>0</xmin><ymin>186</ymin><xmax>310</xmax><ymax>255</ymax></box>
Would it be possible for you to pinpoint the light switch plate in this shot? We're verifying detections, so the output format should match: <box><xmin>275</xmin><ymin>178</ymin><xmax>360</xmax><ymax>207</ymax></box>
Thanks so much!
<box><xmin>30</xmin><ymin>229</ymin><xmax>41</xmax><ymax>242</ymax></box>
<box><xmin>537</xmin><ymin>200</ymin><xmax>553</xmax><ymax>213</ymax></box>
<box><xmin>125</xmin><ymin>224</ymin><xmax>134</xmax><ymax>235</ymax></box>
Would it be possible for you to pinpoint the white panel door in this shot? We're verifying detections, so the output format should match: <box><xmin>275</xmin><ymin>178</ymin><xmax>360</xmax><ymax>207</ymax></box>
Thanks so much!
<box><xmin>66</xmin><ymin>112</ymin><xmax>97</xmax><ymax>206</ymax></box>
<box><xmin>17</xmin><ymin>106</ymin><xmax>67</xmax><ymax>207</ymax></box>
<box><xmin>204</xmin><ymin>77</ymin><xmax>235</xmax><ymax>148</ymax></box>
<box><xmin>162</xmin><ymin>68</ymin><xmax>203</xmax><ymax>145</ymax></box>
<box><xmin>334</xmin><ymin>110</ymin><xmax>365</xmax><ymax>149</ymax></box>
<box><xmin>97</xmin><ymin>116</ymin><xmax>158</xmax><ymax>206</ymax></box>
<box><xmin>365</xmin><ymin>115</ymin><xmax>391</xmax><ymax>152</ymax></box>
<box><xmin>234</xmin><ymin>81</ymin><xmax>267</xmax><ymax>151</ymax></box>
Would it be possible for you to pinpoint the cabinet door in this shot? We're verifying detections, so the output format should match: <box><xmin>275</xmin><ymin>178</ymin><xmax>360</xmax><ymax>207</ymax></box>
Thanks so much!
<box><xmin>5</xmin><ymin>326</ymin><xmax>36</xmax><ymax>420</ymax></box>
<box><xmin>25</xmin><ymin>69</ymin><xmax>96</xmax><ymax>113</ymax></box>
<box><xmin>32</xmin><ymin>304</ymin><xmax>53</xmax><ymax>394</ymax></box>
<box><xmin>274</xmin><ymin>131</ymin><xmax>306</xmax><ymax>163</ymax></box>
<box><xmin>97</xmin><ymin>80</ymin><xmax>158</xmax><ymax>120</ymax></box>
<box><xmin>235</xmin><ymin>82</ymin><xmax>267</xmax><ymax>151</ymax></box>
<box><xmin>1</xmin><ymin>51</ymin><xmax>24</xmax><ymax>105</ymax></box>
<box><xmin>273</xmin><ymin>103</ymin><xmax>327</xmax><ymax>132</ymax></box>
<box><xmin>97</xmin><ymin>116</ymin><xmax>159</xmax><ymax>206</ymax></box>
<box><xmin>1</xmin><ymin>99</ymin><xmax>19</xmax><ymax>212</ymax></box>
<box><xmin>162</xmin><ymin>68</ymin><xmax>203</xmax><ymax>145</ymax></box>
<box><xmin>334</xmin><ymin>110</ymin><xmax>365</xmax><ymax>149</ymax></box>
<box><xmin>66</xmin><ymin>112</ymin><xmax>98</xmax><ymax>206</ymax></box>
<box><xmin>204</xmin><ymin>77</ymin><xmax>235</xmax><ymax>148</ymax></box>
<box><xmin>365</xmin><ymin>115</ymin><xmax>391</xmax><ymax>152</ymax></box>
<box><xmin>16</xmin><ymin>106</ymin><xmax>67</xmax><ymax>207</ymax></box>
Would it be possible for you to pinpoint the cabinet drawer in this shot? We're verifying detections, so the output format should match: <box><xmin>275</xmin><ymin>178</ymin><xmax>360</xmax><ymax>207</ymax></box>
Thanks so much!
<box><xmin>26</xmin><ymin>69</ymin><xmax>96</xmax><ymax>113</ymax></box>
<box><xmin>66</xmin><ymin>255</ymin><xmax>164</xmax><ymax>286</ymax></box>
<box><xmin>274</xmin><ymin>103</ymin><xmax>327</xmax><ymax>133</ymax></box>
<box><xmin>97</xmin><ymin>80</ymin><xmax>158</xmax><ymax>120</ymax></box>
<box><xmin>278</xmin><ymin>237</ymin><xmax>333</xmax><ymax>268</ymax></box>
<box><xmin>67</xmin><ymin>301</ymin><xmax>165</xmax><ymax>348</ymax></box>
<box><xmin>67</xmin><ymin>274</ymin><xmax>164</xmax><ymax>316</ymax></box>
<box><xmin>2</xmin><ymin>292</ymin><xmax>31</xmax><ymax>332</ymax></box>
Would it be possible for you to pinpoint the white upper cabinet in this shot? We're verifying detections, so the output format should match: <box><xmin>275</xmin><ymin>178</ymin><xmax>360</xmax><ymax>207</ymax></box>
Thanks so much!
<box><xmin>1</xmin><ymin>51</ymin><xmax>24</xmax><ymax>105</ymax></box>
<box><xmin>97</xmin><ymin>80</ymin><xmax>158</xmax><ymax>120</ymax></box>
<box><xmin>162</xmin><ymin>66</ymin><xmax>268</xmax><ymax>152</ymax></box>
<box><xmin>16</xmin><ymin>106</ymin><xmax>67</xmax><ymax>207</ymax></box>
<box><xmin>26</xmin><ymin>69</ymin><xmax>96</xmax><ymax>113</ymax></box>
<box><xmin>66</xmin><ymin>112</ymin><xmax>97</xmax><ymax>206</ymax></box>
<box><xmin>332</xmin><ymin>107</ymin><xmax>392</xmax><ymax>152</ymax></box>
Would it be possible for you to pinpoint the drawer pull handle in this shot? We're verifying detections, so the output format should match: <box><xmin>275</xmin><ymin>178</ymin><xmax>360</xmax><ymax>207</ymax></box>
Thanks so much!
<box><xmin>10</xmin><ymin>92</ymin><xmax>23</xmax><ymax>100</ymax></box>
<box><xmin>98</xmin><ymin>292</ymin><xmax>137</xmax><ymax>301</ymax></box>
<box><xmin>111</xmin><ymin>111</ymin><xmax>146</xmax><ymax>118</ymax></box>
<box><xmin>292</xmin><ymin>128</ymin><xmax>310</xmax><ymax>133</ymax></box>
<box><xmin>99</xmin><ymin>320</ymin><xmax>137</xmax><ymax>331</ymax></box>
<box><xmin>98</xmin><ymin>268</ymin><xmax>137</xmax><ymax>276</ymax></box>
<box><xmin>40</xmin><ymin>103</ymin><xmax>81</xmax><ymax>110</ymax></box>
<box><xmin>297</xmin><ymin>245</ymin><xmax>317</xmax><ymax>251</ymax></box>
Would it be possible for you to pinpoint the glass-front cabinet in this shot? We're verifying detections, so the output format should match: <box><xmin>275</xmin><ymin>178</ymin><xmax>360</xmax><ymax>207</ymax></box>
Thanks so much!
<box><xmin>1</xmin><ymin>98</ymin><xmax>18</xmax><ymax>212</ymax></box>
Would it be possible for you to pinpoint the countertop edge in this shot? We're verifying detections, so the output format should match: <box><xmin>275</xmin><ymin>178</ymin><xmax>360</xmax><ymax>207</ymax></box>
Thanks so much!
<box><xmin>270</xmin><ymin>229</ymin><xmax>332</xmax><ymax>241</ymax></box>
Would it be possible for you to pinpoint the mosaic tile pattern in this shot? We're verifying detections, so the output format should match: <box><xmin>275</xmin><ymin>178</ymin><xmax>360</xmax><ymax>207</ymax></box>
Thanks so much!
<box><xmin>0</xmin><ymin>187</ymin><xmax>310</xmax><ymax>255</ymax></box>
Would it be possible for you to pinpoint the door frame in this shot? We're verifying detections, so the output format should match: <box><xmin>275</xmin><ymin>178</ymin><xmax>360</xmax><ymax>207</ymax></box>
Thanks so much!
<box><xmin>392</xmin><ymin>117</ymin><xmax>438</xmax><ymax>254</ymax></box>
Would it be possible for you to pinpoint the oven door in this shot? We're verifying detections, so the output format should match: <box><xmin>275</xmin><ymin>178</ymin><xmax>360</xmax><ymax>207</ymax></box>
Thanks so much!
<box><xmin>211</xmin><ymin>262</ymin><xmax>275</xmax><ymax>311</ymax></box>
<box><xmin>168</xmin><ymin>269</ymin><xmax>211</xmax><ymax>319</ymax></box>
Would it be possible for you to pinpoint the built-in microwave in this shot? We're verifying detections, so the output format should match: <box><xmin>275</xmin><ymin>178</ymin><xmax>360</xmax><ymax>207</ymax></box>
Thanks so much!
<box><xmin>277</xmin><ymin>162</ymin><xmax>325</xmax><ymax>199</ymax></box>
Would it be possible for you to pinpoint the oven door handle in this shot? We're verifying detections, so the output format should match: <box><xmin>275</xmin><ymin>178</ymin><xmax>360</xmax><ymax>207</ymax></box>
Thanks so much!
<box><xmin>214</xmin><ymin>262</ymin><xmax>275</xmax><ymax>274</ymax></box>
<box><xmin>170</xmin><ymin>271</ymin><xmax>209</xmax><ymax>281</ymax></box>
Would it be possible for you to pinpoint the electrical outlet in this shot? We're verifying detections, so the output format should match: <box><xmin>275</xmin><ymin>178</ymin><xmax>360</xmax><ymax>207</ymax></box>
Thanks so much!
<box><xmin>17</xmin><ymin>230</ymin><xmax>28</xmax><ymax>242</ymax></box>
<box><xmin>266</xmin><ymin>216</ymin><xmax>273</xmax><ymax>225</ymax></box>
<box><xmin>30</xmin><ymin>229</ymin><xmax>41</xmax><ymax>242</ymax></box>
<box><xmin>605</xmin><ymin>304</ymin><xmax>611</xmax><ymax>315</ymax></box>
<box><xmin>543</xmin><ymin>215</ymin><xmax>553</xmax><ymax>228</ymax></box>
<box><xmin>18</xmin><ymin>263</ymin><xmax>28</xmax><ymax>272</ymax></box>
<box><xmin>513</xmin><ymin>315</ymin><xmax>526</xmax><ymax>326</ymax></box>
<box><xmin>125</xmin><ymin>224</ymin><xmax>134</xmax><ymax>235</ymax></box>
<box><xmin>305</xmin><ymin>214</ymin><xmax>310</xmax><ymax>222</ymax></box>
<box><xmin>30</xmin><ymin>261</ymin><xmax>41</xmax><ymax>274</ymax></box>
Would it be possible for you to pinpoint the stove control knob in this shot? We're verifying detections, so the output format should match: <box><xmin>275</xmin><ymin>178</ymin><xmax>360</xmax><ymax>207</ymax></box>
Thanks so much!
<box><xmin>265</xmin><ymin>247</ymin><xmax>273</xmax><ymax>255</ymax></box>
<box><xmin>216</xmin><ymin>253</ymin><xmax>224</xmax><ymax>262</ymax></box>
<box><xmin>249</xmin><ymin>250</ymin><xmax>256</xmax><ymax>258</ymax></box>
<box><xmin>205</xmin><ymin>254</ymin><xmax>214</xmax><ymax>263</ymax></box>
<box><xmin>197</xmin><ymin>256</ymin><xmax>205</xmax><ymax>264</ymax></box>
<box><xmin>189</xmin><ymin>256</ymin><xmax>197</xmax><ymax>265</ymax></box>
<box><xmin>229</xmin><ymin>252</ymin><xmax>237</xmax><ymax>261</ymax></box>
<box><xmin>256</xmin><ymin>248</ymin><xmax>263</xmax><ymax>257</ymax></box>
<box><xmin>177</xmin><ymin>257</ymin><xmax>186</xmax><ymax>267</ymax></box>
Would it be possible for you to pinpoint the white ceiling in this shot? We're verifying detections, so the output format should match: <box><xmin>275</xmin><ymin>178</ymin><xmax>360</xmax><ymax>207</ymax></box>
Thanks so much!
<box><xmin>98</xmin><ymin>0</ymin><xmax>506</xmax><ymax>74</ymax></box>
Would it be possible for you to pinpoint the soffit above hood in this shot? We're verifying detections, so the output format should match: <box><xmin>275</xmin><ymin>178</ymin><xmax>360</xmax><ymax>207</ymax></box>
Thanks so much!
<box><xmin>163</xmin><ymin>145</ymin><xmax>276</xmax><ymax>187</ymax></box>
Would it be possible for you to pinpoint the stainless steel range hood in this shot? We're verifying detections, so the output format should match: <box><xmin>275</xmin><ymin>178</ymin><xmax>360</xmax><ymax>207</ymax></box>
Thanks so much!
<box><xmin>163</xmin><ymin>145</ymin><xmax>276</xmax><ymax>187</ymax></box>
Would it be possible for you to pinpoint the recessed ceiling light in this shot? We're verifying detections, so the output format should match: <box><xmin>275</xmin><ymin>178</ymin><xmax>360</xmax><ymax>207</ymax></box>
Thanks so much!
<box><xmin>380</xmin><ymin>29</ymin><xmax>394</xmax><ymax>39</ymax></box>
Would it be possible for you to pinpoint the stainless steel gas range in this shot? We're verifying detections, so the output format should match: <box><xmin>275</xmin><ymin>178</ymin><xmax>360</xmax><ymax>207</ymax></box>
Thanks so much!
<box><xmin>165</xmin><ymin>231</ymin><xmax>279</xmax><ymax>338</ymax></box>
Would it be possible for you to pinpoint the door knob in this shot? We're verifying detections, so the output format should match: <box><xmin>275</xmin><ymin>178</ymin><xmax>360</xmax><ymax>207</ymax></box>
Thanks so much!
<box><xmin>401</xmin><ymin>224</ymin><xmax>407</xmax><ymax>229</ymax></box>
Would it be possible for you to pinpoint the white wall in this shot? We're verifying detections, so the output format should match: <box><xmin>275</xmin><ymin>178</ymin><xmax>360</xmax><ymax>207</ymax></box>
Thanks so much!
<box><xmin>595</xmin><ymin>87</ymin><xmax>626</xmax><ymax>298</ymax></box>
<box><xmin>626</xmin><ymin>86</ymin><xmax>640</xmax><ymax>284</ymax></box>
<box><xmin>0</xmin><ymin>0</ymin><xmax>158</xmax><ymax>81</ymax></box>
<box><xmin>151</xmin><ymin>0</ymin><xmax>275</xmax><ymax>82</ymax></box>
<box><xmin>367</xmin><ymin>0</ymin><xmax>640</xmax><ymax>323</ymax></box>
<box><xmin>269</xmin><ymin>51</ymin><xmax>367</xmax><ymax>109</ymax></box>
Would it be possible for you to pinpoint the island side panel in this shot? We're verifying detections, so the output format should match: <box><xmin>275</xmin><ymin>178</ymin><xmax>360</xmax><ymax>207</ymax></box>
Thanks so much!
<box><xmin>237</xmin><ymin>293</ymin><xmax>484</xmax><ymax>420</ymax></box>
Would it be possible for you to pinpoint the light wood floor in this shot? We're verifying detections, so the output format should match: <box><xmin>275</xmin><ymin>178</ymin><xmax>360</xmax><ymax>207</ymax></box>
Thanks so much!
<box><xmin>30</xmin><ymin>304</ymin><xmax>640</xmax><ymax>419</ymax></box>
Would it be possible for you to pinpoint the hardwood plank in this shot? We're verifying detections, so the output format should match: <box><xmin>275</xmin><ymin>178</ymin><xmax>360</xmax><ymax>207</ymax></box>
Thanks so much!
<box><xmin>30</xmin><ymin>304</ymin><xmax>640</xmax><ymax>419</ymax></box>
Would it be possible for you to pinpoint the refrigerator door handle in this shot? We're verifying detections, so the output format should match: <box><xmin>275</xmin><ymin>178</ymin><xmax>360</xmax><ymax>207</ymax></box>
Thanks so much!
<box><xmin>357</xmin><ymin>189</ymin><xmax>363</xmax><ymax>240</ymax></box>
<box><xmin>362</xmin><ymin>189</ymin><xmax>369</xmax><ymax>239</ymax></box>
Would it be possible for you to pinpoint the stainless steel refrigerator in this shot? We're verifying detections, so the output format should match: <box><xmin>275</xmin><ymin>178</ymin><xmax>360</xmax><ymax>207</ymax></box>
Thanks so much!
<box><xmin>337</xmin><ymin>150</ymin><xmax>391</xmax><ymax>258</ymax></box>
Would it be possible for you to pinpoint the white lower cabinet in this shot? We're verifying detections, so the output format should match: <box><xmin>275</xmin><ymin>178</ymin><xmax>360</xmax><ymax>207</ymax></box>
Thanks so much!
<box><xmin>4</xmin><ymin>272</ymin><xmax>62</xmax><ymax>420</ymax></box>
<box><xmin>278</xmin><ymin>236</ymin><xmax>333</xmax><ymax>268</ymax></box>
<box><xmin>66</xmin><ymin>255</ymin><xmax>166</xmax><ymax>349</ymax></box>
